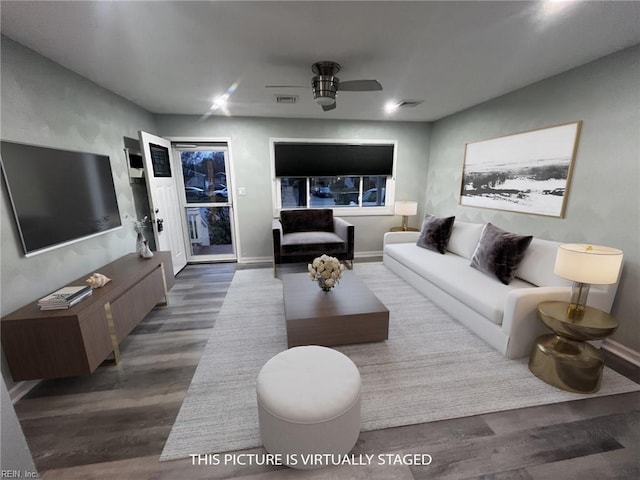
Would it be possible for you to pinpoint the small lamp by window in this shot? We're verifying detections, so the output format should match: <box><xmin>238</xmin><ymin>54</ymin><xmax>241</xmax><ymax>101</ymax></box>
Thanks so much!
<box><xmin>394</xmin><ymin>201</ymin><xmax>418</xmax><ymax>231</ymax></box>
<box><xmin>554</xmin><ymin>244</ymin><xmax>624</xmax><ymax>318</ymax></box>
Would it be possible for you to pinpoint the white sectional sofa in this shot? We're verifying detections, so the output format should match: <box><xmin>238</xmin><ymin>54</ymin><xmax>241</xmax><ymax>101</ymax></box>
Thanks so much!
<box><xmin>383</xmin><ymin>221</ymin><xmax>621</xmax><ymax>359</ymax></box>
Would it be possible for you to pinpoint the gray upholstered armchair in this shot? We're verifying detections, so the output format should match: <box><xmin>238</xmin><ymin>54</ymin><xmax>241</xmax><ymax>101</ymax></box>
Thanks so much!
<box><xmin>272</xmin><ymin>209</ymin><xmax>354</xmax><ymax>272</ymax></box>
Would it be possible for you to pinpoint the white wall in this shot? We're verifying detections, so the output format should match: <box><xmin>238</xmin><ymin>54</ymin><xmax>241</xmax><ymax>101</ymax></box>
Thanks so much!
<box><xmin>426</xmin><ymin>45</ymin><xmax>640</xmax><ymax>351</ymax></box>
<box><xmin>154</xmin><ymin>116</ymin><xmax>431</xmax><ymax>260</ymax></box>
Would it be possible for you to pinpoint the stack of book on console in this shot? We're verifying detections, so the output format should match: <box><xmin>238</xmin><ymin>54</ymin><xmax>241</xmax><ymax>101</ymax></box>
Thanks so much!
<box><xmin>37</xmin><ymin>285</ymin><xmax>93</xmax><ymax>310</ymax></box>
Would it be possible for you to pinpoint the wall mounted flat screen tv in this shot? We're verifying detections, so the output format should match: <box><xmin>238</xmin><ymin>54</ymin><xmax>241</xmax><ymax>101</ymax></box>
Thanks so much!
<box><xmin>1</xmin><ymin>141</ymin><xmax>122</xmax><ymax>256</ymax></box>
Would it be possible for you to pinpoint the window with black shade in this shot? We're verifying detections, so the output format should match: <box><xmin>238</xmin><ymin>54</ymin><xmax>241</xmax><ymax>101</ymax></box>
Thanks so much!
<box><xmin>273</xmin><ymin>141</ymin><xmax>395</xmax><ymax>212</ymax></box>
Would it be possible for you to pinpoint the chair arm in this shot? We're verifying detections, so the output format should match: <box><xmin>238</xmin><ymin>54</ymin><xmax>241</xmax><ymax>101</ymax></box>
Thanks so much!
<box><xmin>334</xmin><ymin>217</ymin><xmax>355</xmax><ymax>259</ymax></box>
<box><xmin>272</xmin><ymin>219</ymin><xmax>283</xmax><ymax>264</ymax></box>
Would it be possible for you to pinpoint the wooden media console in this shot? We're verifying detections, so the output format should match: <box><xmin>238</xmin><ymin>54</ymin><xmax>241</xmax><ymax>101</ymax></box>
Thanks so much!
<box><xmin>1</xmin><ymin>252</ymin><xmax>175</xmax><ymax>381</ymax></box>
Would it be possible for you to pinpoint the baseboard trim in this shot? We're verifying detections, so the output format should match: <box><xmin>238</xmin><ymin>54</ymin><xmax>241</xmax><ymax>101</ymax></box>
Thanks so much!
<box><xmin>237</xmin><ymin>256</ymin><xmax>272</xmax><ymax>264</ymax></box>
<box><xmin>9</xmin><ymin>379</ymin><xmax>40</xmax><ymax>404</ymax></box>
<box><xmin>603</xmin><ymin>339</ymin><xmax>640</xmax><ymax>367</ymax></box>
<box><xmin>355</xmin><ymin>251</ymin><xmax>383</xmax><ymax>259</ymax></box>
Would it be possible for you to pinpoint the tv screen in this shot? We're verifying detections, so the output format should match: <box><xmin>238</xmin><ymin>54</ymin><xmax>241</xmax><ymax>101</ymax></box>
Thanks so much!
<box><xmin>1</xmin><ymin>141</ymin><xmax>122</xmax><ymax>256</ymax></box>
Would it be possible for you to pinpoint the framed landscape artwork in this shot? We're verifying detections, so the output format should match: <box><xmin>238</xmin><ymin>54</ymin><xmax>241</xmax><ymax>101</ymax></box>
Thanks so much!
<box><xmin>459</xmin><ymin>121</ymin><xmax>582</xmax><ymax>217</ymax></box>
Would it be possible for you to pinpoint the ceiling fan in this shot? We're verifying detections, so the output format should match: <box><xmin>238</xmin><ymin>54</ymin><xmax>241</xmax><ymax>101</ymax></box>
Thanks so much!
<box><xmin>266</xmin><ymin>61</ymin><xmax>383</xmax><ymax>111</ymax></box>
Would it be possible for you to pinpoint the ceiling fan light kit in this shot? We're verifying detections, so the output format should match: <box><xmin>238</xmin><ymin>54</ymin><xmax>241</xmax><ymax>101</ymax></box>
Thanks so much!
<box><xmin>312</xmin><ymin>76</ymin><xmax>338</xmax><ymax>105</ymax></box>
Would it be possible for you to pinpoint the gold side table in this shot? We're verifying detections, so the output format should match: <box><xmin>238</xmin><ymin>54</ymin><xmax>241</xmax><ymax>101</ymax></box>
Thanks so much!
<box><xmin>528</xmin><ymin>301</ymin><xmax>618</xmax><ymax>394</ymax></box>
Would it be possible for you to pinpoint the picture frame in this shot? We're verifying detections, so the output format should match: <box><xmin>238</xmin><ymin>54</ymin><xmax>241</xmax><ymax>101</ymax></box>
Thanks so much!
<box><xmin>459</xmin><ymin>121</ymin><xmax>582</xmax><ymax>217</ymax></box>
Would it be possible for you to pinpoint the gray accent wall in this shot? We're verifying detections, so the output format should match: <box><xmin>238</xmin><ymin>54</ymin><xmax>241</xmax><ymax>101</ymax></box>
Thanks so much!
<box><xmin>1</xmin><ymin>37</ymin><xmax>158</xmax><ymax>389</ymax></box>
<box><xmin>426</xmin><ymin>45</ymin><xmax>640</xmax><ymax>351</ymax></box>
<box><xmin>154</xmin><ymin>116</ymin><xmax>431</xmax><ymax>259</ymax></box>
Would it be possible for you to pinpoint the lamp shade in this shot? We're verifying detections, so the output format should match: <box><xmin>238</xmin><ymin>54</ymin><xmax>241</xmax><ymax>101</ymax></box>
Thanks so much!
<box><xmin>394</xmin><ymin>201</ymin><xmax>417</xmax><ymax>216</ymax></box>
<box><xmin>554</xmin><ymin>244</ymin><xmax>623</xmax><ymax>285</ymax></box>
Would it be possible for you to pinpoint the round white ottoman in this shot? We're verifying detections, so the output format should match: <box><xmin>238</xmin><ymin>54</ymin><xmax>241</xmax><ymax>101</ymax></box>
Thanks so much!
<box><xmin>256</xmin><ymin>345</ymin><xmax>361</xmax><ymax>470</ymax></box>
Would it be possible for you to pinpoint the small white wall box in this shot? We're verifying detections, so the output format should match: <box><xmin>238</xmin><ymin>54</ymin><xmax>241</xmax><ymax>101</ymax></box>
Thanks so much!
<box><xmin>125</xmin><ymin>148</ymin><xmax>145</xmax><ymax>180</ymax></box>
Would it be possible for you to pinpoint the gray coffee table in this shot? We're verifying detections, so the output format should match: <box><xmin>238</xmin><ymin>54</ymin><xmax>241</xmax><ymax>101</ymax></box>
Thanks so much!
<box><xmin>282</xmin><ymin>271</ymin><xmax>389</xmax><ymax>348</ymax></box>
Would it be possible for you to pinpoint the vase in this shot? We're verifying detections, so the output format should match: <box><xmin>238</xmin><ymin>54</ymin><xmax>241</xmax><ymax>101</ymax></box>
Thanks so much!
<box><xmin>136</xmin><ymin>232</ymin><xmax>154</xmax><ymax>259</ymax></box>
<box><xmin>317</xmin><ymin>278</ymin><xmax>333</xmax><ymax>292</ymax></box>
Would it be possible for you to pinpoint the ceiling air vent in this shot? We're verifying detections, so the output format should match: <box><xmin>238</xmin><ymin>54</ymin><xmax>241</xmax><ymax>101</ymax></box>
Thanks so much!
<box><xmin>275</xmin><ymin>94</ymin><xmax>298</xmax><ymax>105</ymax></box>
<box><xmin>397</xmin><ymin>99</ymin><xmax>424</xmax><ymax>108</ymax></box>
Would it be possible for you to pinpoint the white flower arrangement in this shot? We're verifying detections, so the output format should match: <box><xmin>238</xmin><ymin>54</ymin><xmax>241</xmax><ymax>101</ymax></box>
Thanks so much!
<box><xmin>308</xmin><ymin>254</ymin><xmax>345</xmax><ymax>291</ymax></box>
<box><xmin>131</xmin><ymin>215</ymin><xmax>151</xmax><ymax>234</ymax></box>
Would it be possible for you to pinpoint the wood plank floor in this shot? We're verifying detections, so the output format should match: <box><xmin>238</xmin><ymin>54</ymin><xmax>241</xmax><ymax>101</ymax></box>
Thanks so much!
<box><xmin>11</xmin><ymin>262</ymin><xmax>639</xmax><ymax>480</ymax></box>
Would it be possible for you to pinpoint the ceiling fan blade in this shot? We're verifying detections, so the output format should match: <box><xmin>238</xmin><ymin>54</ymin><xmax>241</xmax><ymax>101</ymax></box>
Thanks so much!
<box><xmin>338</xmin><ymin>79</ymin><xmax>383</xmax><ymax>92</ymax></box>
<box><xmin>265</xmin><ymin>85</ymin><xmax>309</xmax><ymax>89</ymax></box>
<box><xmin>322</xmin><ymin>103</ymin><xmax>336</xmax><ymax>112</ymax></box>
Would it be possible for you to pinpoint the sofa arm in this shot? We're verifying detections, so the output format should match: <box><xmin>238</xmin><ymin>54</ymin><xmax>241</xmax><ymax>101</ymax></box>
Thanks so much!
<box><xmin>502</xmin><ymin>286</ymin><xmax>572</xmax><ymax>359</ymax></box>
<box><xmin>334</xmin><ymin>217</ymin><xmax>355</xmax><ymax>260</ymax></box>
<box><xmin>383</xmin><ymin>231</ymin><xmax>420</xmax><ymax>246</ymax></box>
<box><xmin>272</xmin><ymin>219</ymin><xmax>283</xmax><ymax>264</ymax></box>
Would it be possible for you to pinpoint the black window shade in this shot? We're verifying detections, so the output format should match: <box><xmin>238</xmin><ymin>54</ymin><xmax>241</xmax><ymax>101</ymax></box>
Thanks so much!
<box><xmin>274</xmin><ymin>143</ymin><xmax>394</xmax><ymax>177</ymax></box>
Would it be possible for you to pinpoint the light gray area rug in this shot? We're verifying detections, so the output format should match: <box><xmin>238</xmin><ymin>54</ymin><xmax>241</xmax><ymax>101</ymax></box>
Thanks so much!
<box><xmin>160</xmin><ymin>263</ymin><xmax>639</xmax><ymax>461</ymax></box>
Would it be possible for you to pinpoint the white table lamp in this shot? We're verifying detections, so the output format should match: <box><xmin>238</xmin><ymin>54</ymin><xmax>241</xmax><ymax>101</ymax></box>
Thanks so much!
<box><xmin>394</xmin><ymin>201</ymin><xmax>418</xmax><ymax>231</ymax></box>
<box><xmin>554</xmin><ymin>243</ymin><xmax>623</xmax><ymax>317</ymax></box>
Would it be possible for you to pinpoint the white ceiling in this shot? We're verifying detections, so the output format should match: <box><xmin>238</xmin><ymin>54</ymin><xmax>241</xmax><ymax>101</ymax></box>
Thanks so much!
<box><xmin>1</xmin><ymin>1</ymin><xmax>639</xmax><ymax>122</ymax></box>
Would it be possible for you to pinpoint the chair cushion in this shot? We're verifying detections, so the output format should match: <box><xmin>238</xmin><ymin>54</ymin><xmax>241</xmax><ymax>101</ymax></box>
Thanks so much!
<box><xmin>416</xmin><ymin>214</ymin><xmax>455</xmax><ymax>254</ymax></box>
<box><xmin>281</xmin><ymin>232</ymin><xmax>346</xmax><ymax>256</ymax></box>
<box><xmin>281</xmin><ymin>209</ymin><xmax>334</xmax><ymax>234</ymax></box>
<box><xmin>470</xmin><ymin>223</ymin><xmax>533</xmax><ymax>285</ymax></box>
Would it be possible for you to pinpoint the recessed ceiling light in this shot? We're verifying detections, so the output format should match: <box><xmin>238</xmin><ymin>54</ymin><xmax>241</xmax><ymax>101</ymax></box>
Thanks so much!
<box><xmin>210</xmin><ymin>94</ymin><xmax>229</xmax><ymax>111</ymax></box>
<box><xmin>209</xmin><ymin>83</ymin><xmax>239</xmax><ymax>111</ymax></box>
<box><xmin>542</xmin><ymin>0</ymin><xmax>578</xmax><ymax>17</ymax></box>
<box><xmin>385</xmin><ymin>99</ymin><xmax>424</xmax><ymax>114</ymax></box>
<box><xmin>384</xmin><ymin>101</ymin><xmax>399</xmax><ymax>114</ymax></box>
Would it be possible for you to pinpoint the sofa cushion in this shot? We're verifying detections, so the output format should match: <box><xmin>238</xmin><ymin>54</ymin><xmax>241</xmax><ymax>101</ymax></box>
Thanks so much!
<box><xmin>416</xmin><ymin>214</ymin><xmax>455</xmax><ymax>254</ymax></box>
<box><xmin>280</xmin><ymin>209</ymin><xmax>334</xmax><ymax>234</ymax></box>
<box><xmin>385</xmin><ymin>242</ymin><xmax>533</xmax><ymax>325</ymax></box>
<box><xmin>471</xmin><ymin>223</ymin><xmax>533</xmax><ymax>285</ymax></box>
<box><xmin>517</xmin><ymin>238</ymin><xmax>572</xmax><ymax>287</ymax></box>
<box><xmin>447</xmin><ymin>221</ymin><xmax>484</xmax><ymax>259</ymax></box>
<box><xmin>281</xmin><ymin>231</ymin><xmax>346</xmax><ymax>256</ymax></box>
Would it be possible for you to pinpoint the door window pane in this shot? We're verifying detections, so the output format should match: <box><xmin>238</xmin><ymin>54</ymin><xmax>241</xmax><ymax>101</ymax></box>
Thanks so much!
<box><xmin>180</xmin><ymin>151</ymin><xmax>227</xmax><ymax>203</ymax></box>
<box><xmin>186</xmin><ymin>207</ymin><xmax>233</xmax><ymax>256</ymax></box>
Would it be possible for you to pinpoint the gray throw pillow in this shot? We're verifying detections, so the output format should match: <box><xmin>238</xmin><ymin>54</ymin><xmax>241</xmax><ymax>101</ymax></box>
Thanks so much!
<box><xmin>470</xmin><ymin>223</ymin><xmax>533</xmax><ymax>285</ymax></box>
<box><xmin>416</xmin><ymin>214</ymin><xmax>455</xmax><ymax>254</ymax></box>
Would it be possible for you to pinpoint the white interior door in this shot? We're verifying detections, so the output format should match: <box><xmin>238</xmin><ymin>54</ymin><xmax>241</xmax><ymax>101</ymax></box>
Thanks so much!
<box><xmin>138</xmin><ymin>131</ymin><xmax>187</xmax><ymax>274</ymax></box>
